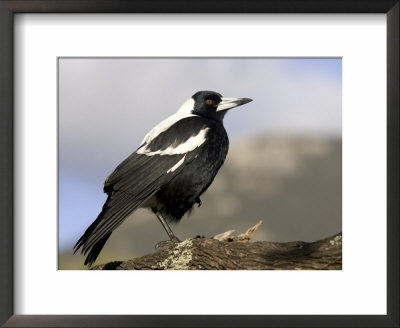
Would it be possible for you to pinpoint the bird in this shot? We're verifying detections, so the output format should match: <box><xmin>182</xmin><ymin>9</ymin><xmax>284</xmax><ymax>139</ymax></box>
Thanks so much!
<box><xmin>74</xmin><ymin>90</ymin><xmax>252</xmax><ymax>266</ymax></box>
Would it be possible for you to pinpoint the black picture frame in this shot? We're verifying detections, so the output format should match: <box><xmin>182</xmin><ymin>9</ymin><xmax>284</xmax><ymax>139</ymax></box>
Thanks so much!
<box><xmin>0</xmin><ymin>1</ymin><xmax>398</xmax><ymax>327</ymax></box>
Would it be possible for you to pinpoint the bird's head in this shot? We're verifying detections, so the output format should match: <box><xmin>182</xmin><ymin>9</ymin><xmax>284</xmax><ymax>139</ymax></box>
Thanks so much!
<box><xmin>183</xmin><ymin>91</ymin><xmax>252</xmax><ymax>121</ymax></box>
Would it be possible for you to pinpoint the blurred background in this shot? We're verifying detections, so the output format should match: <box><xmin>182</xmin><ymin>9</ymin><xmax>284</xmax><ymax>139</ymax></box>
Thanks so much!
<box><xmin>58</xmin><ymin>58</ymin><xmax>342</xmax><ymax>269</ymax></box>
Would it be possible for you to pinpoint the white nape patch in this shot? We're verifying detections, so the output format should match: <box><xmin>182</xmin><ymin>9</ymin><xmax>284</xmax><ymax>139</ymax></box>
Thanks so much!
<box><xmin>140</xmin><ymin>98</ymin><xmax>195</xmax><ymax>146</ymax></box>
<box><xmin>138</xmin><ymin>128</ymin><xmax>209</xmax><ymax>156</ymax></box>
<box><xmin>167</xmin><ymin>156</ymin><xmax>186</xmax><ymax>173</ymax></box>
<box><xmin>176</xmin><ymin>98</ymin><xmax>195</xmax><ymax>115</ymax></box>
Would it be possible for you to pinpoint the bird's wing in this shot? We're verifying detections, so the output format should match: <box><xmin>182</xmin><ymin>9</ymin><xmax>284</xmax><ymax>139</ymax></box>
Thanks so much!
<box><xmin>104</xmin><ymin>116</ymin><xmax>208</xmax><ymax>193</ymax></box>
<box><xmin>75</xmin><ymin>117</ymin><xmax>209</xmax><ymax>263</ymax></box>
<box><xmin>106</xmin><ymin>151</ymin><xmax>197</xmax><ymax>196</ymax></box>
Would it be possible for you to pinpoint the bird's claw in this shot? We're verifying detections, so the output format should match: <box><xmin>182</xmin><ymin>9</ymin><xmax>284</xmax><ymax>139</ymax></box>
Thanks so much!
<box><xmin>155</xmin><ymin>237</ymin><xmax>181</xmax><ymax>250</ymax></box>
<box><xmin>194</xmin><ymin>235</ymin><xmax>206</xmax><ymax>239</ymax></box>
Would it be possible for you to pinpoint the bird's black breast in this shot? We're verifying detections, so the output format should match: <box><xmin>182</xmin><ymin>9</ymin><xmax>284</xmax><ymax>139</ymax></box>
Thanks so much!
<box><xmin>152</xmin><ymin>117</ymin><xmax>229</xmax><ymax>222</ymax></box>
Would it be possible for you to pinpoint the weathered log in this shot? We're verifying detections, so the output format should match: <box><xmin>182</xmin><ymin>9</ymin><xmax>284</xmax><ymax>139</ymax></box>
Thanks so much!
<box><xmin>92</xmin><ymin>221</ymin><xmax>342</xmax><ymax>270</ymax></box>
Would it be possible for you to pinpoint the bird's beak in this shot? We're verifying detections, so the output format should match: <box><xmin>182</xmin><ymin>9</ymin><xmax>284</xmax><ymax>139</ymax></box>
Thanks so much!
<box><xmin>216</xmin><ymin>97</ymin><xmax>253</xmax><ymax>112</ymax></box>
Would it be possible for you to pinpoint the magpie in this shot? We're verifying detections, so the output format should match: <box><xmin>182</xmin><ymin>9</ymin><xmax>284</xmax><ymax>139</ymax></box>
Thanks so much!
<box><xmin>74</xmin><ymin>90</ymin><xmax>252</xmax><ymax>266</ymax></box>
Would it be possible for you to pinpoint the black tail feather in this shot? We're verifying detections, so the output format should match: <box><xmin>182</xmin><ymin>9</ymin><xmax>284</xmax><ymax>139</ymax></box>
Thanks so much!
<box><xmin>74</xmin><ymin>187</ymin><xmax>143</xmax><ymax>267</ymax></box>
<box><xmin>83</xmin><ymin>232</ymin><xmax>112</xmax><ymax>267</ymax></box>
<box><xmin>73</xmin><ymin>200</ymin><xmax>112</xmax><ymax>267</ymax></box>
<box><xmin>73</xmin><ymin>210</ymin><xmax>103</xmax><ymax>255</ymax></box>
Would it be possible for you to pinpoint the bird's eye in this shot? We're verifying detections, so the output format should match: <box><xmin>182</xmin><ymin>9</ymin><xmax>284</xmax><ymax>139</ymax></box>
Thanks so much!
<box><xmin>205</xmin><ymin>99</ymin><xmax>213</xmax><ymax>105</ymax></box>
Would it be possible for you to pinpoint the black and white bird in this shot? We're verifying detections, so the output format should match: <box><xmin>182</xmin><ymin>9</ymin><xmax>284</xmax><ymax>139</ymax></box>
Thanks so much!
<box><xmin>74</xmin><ymin>91</ymin><xmax>252</xmax><ymax>266</ymax></box>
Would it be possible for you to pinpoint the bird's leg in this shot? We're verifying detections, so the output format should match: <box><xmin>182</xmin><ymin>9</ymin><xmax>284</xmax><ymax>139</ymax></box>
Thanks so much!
<box><xmin>155</xmin><ymin>213</ymin><xmax>181</xmax><ymax>243</ymax></box>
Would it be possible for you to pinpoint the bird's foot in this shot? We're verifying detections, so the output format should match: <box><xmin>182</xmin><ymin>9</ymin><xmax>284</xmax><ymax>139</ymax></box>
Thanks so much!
<box><xmin>170</xmin><ymin>235</ymin><xmax>181</xmax><ymax>243</ymax></box>
<box><xmin>155</xmin><ymin>236</ymin><xmax>181</xmax><ymax>250</ymax></box>
<box><xmin>194</xmin><ymin>235</ymin><xmax>206</xmax><ymax>239</ymax></box>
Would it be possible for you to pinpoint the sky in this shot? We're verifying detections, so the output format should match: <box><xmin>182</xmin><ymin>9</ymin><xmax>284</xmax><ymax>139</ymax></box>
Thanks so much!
<box><xmin>58</xmin><ymin>57</ymin><xmax>342</xmax><ymax>251</ymax></box>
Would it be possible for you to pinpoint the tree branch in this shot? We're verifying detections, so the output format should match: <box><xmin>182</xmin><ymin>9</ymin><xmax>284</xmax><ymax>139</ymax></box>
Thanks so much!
<box><xmin>92</xmin><ymin>222</ymin><xmax>342</xmax><ymax>270</ymax></box>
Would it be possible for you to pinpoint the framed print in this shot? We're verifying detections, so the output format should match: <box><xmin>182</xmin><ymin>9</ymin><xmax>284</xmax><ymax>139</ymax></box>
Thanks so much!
<box><xmin>0</xmin><ymin>1</ymin><xmax>398</xmax><ymax>327</ymax></box>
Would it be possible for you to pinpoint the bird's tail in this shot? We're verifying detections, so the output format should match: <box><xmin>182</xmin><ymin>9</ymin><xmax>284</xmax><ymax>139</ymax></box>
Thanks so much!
<box><xmin>73</xmin><ymin>208</ymin><xmax>112</xmax><ymax>267</ymax></box>
<box><xmin>73</xmin><ymin>192</ymin><xmax>143</xmax><ymax>267</ymax></box>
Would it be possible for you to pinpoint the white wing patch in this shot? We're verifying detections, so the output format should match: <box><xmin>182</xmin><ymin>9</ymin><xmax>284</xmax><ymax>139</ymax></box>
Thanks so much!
<box><xmin>167</xmin><ymin>156</ymin><xmax>186</xmax><ymax>173</ymax></box>
<box><xmin>138</xmin><ymin>128</ymin><xmax>210</xmax><ymax>156</ymax></box>
<box><xmin>140</xmin><ymin>98</ymin><xmax>195</xmax><ymax>146</ymax></box>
